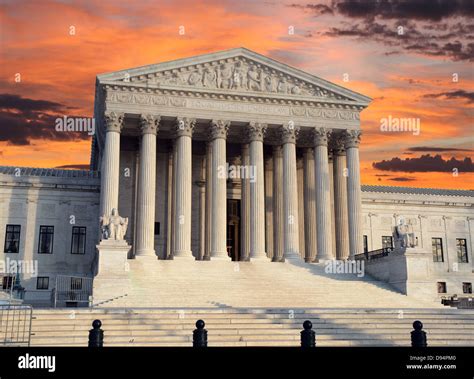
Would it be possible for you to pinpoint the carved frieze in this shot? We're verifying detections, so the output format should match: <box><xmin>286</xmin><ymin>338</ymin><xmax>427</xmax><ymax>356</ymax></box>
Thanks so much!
<box><xmin>105</xmin><ymin>89</ymin><xmax>360</xmax><ymax>121</ymax></box>
<box><xmin>133</xmin><ymin>57</ymin><xmax>349</xmax><ymax>101</ymax></box>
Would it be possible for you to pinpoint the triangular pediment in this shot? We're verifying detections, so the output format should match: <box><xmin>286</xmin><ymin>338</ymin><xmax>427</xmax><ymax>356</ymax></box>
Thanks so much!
<box><xmin>97</xmin><ymin>48</ymin><xmax>371</xmax><ymax>105</ymax></box>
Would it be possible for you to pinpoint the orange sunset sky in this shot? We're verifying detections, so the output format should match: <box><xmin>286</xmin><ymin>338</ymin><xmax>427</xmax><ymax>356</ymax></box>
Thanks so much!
<box><xmin>0</xmin><ymin>0</ymin><xmax>473</xmax><ymax>189</ymax></box>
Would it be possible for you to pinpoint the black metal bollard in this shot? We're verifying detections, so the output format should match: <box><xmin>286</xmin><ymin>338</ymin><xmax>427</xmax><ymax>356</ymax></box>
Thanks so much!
<box><xmin>411</xmin><ymin>320</ymin><xmax>427</xmax><ymax>347</ymax></box>
<box><xmin>193</xmin><ymin>319</ymin><xmax>207</xmax><ymax>347</ymax></box>
<box><xmin>300</xmin><ymin>320</ymin><xmax>316</xmax><ymax>348</ymax></box>
<box><xmin>88</xmin><ymin>319</ymin><xmax>104</xmax><ymax>347</ymax></box>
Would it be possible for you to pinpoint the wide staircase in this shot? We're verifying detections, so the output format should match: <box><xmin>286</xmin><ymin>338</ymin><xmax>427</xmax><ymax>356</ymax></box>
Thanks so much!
<box><xmin>30</xmin><ymin>308</ymin><xmax>474</xmax><ymax>346</ymax></box>
<box><xmin>29</xmin><ymin>259</ymin><xmax>474</xmax><ymax>346</ymax></box>
<box><xmin>93</xmin><ymin>258</ymin><xmax>443</xmax><ymax>308</ymax></box>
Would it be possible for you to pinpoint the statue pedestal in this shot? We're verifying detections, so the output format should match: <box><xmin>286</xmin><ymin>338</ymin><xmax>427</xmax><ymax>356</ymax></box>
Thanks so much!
<box><xmin>363</xmin><ymin>246</ymin><xmax>436</xmax><ymax>300</ymax></box>
<box><xmin>93</xmin><ymin>240</ymin><xmax>132</xmax><ymax>306</ymax></box>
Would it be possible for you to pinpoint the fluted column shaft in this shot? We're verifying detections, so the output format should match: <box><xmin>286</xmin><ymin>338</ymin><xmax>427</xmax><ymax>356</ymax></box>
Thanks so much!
<box><xmin>204</xmin><ymin>142</ymin><xmax>212</xmax><ymax>260</ymax></box>
<box><xmin>197</xmin><ymin>156</ymin><xmax>206</xmax><ymax>260</ymax></box>
<box><xmin>333</xmin><ymin>143</ymin><xmax>350</xmax><ymax>260</ymax></box>
<box><xmin>247</xmin><ymin>122</ymin><xmax>267</xmax><ymax>259</ymax></box>
<box><xmin>173</xmin><ymin>118</ymin><xmax>195</xmax><ymax>259</ymax></box>
<box><xmin>272</xmin><ymin>145</ymin><xmax>284</xmax><ymax>262</ymax></box>
<box><xmin>303</xmin><ymin>148</ymin><xmax>317</xmax><ymax>262</ymax></box>
<box><xmin>136</xmin><ymin>114</ymin><xmax>159</xmax><ymax>257</ymax></box>
<box><xmin>345</xmin><ymin>130</ymin><xmax>364</xmax><ymax>259</ymax></box>
<box><xmin>281</xmin><ymin>124</ymin><xmax>300</xmax><ymax>260</ymax></box>
<box><xmin>314</xmin><ymin>128</ymin><xmax>333</xmax><ymax>261</ymax></box>
<box><xmin>240</xmin><ymin>143</ymin><xmax>251</xmax><ymax>261</ymax></box>
<box><xmin>100</xmin><ymin>112</ymin><xmax>124</xmax><ymax>218</ymax></box>
<box><xmin>210</xmin><ymin>120</ymin><xmax>230</xmax><ymax>259</ymax></box>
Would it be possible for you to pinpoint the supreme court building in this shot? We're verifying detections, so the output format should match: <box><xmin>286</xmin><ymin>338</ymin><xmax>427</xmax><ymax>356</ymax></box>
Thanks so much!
<box><xmin>92</xmin><ymin>47</ymin><xmax>369</xmax><ymax>263</ymax></box>
<box><xmin>1</xmin><ymin>48</ymin><xmax>473</xmax><ymax>308</ymax></box>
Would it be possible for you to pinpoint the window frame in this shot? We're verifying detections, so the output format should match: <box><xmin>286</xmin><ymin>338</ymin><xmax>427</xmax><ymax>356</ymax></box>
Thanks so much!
<box><xmin>381</xmin><ymin>236</ymin><xmax>393</xmax><ymax>249</ymax></box>
<box><xmin>462</xmin><ymin>282</ymin><xmax>472</xmax><ymax>294</ymax></box>
<box><xmin>432</xmin><ymin>237</ymin><xmax>444</xmax><ymax>262</ymax></box>
<box><xmin>38</xmin><ymin>225</ymin><xmax>54</xmax><ymax>254</ymax></box>
<box><xmin>70</xmin><ymin>226</ymin><xmax>86</xmax><ymax>255</ymax></box>
<box><xmin>4</xmin><ymin>224</ymin><xmax>21</xmax><ymax>254</ymax></box>
<box><xmin>36</xmin><ymin>277</ymin><xmax>49</xmax><ymax>290</ymax></box>
<box><xmin>456</xmin><ymin>238</ymin><xmax>469</xmax><ymax>263</ymax></box>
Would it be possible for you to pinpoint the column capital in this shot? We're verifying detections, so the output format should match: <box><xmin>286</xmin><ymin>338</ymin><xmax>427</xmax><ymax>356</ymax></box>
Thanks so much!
<box><xmin>332</xmin><ymin>137</ymin><xmax>346</xmax><ymax>156</ymax></box>
<box><xmin>175</xmin><ymin>117</ymin><xmax>196</xmax><ymax>137</ymax></box>
<box><xmin>104</xmin><ymin>111</ymin><xmax>124</xmax><ymax>133</ymax></box>
<box><xmin>139</xmin><ymin>114</ymin><xmax>160</xmax><ymax>135</ymax></box>
<box><xmin>313</xmin><ymin>127</ymin><xmax>331</xmax><ymax>147</ymax></box>
<box><xmin>209</xmin><ymin>119</ymin><xmax>230</xmax><ymax>140</ymax></box>
<box><xmin>344</xmin><ymin>129</ymin><xmax>362</xmax><ymax>149</ymax></box>
<box><xmin>280</xmin><ymin>122</ymin><xmax>300</xmax><ymax>144</ymax></box>
<box><xmin>246</xmin><ymin>122</ymin><xmax>267</xmax><ymax>142</ymax></box>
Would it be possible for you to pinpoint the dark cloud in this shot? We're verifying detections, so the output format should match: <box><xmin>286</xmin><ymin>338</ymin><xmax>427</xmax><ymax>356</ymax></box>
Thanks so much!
<box><xmin>333</xmin><ymin>0</ymin><xmax>474</xmax><ymax>21</ymax></box>
<box><xmin>407</xmin><ymin>146</ymin><xmax>474</xmax><ymax>152</ymax></box>
<box><xmin>322</xmin><ymin>22</ymin><xmax>474</xmax><ymax>61</ymax></box>
<box><xmin>423</xmin><ymin>90</ymin><xmax>474</xmax><ymax>103</ymax></box>
<box><xmin>0</xmin><ymin>94</ymin><xmax>90</xmax><ymax>145</ymax></box>
<box><xmin>55</xmin><ymin>164</ymin><xmax>90</xmax><ymax>170</ymax></box>
<box><xmin>389</xmin><ymin>177</ymin><xmax>417</xmax><ymax>182</ymax></box>
<box><xmin>372</xmin><ymin>154</ymin><xmax>474</xmax><ymax>172</ymax></box>
<box><xmin>288</xmin><ymin>3</ymin><xmax>333</xmax><ymax>16</ymax></box>
<box><xmin>297</xmin><ymin>1</ymin><xmax>474</xmax><ymax>61</ymax></box>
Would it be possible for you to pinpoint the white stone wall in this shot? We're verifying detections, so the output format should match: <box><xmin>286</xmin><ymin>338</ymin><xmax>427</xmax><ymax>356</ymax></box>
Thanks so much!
<box><xmin>362</xmin><ymin>190</ymin><xmax>474</xmax><ymax>296</ymax></box>
<box><xmin>0</xmin><ymin>172</ymin><xmax>100</xmax><ymax>305</ymax></box>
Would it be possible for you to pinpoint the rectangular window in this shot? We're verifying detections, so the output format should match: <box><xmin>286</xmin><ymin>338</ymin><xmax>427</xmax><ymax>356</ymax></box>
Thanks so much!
<box><xmin>38</xmin><ymin>226</ymin><xmax>54</xmax><ymax>254</ymax></box>
<box><xmin>154</xmin><ymin>222</ymin><xmax>160</xmax><ymax>236</ymax></box>
<box><xmin>456</xmin><ymin>238</ymin><xmax>469</xmax><ymax>263</ymax></box>
<box><xmin>437</xmin><ymin>282</ymin><xmax>447</xmax><ymax>294</ymax></box>
<box><xmin>71</xmin><ymin>227</ymin><xmax>86</xmax><ymax>255</ymax></box>
<box><xmin>70</xmin><ymin>277</ymin><xmax>83</xmax><ymax>290</ymax></box>
<box><xmin>462</xmin><ymin>282</ymin><xmax>472</xmax><ymax>294</ymax></box>
<box><xmin>2</xmin><ymin>276</ymin><xmax>14</xmax><ymax>290</ymax></box>
<box><xmin>382</xmin><ymin>236</ymin><xmax>393</xmax><ymax>249</ymax></box>
<box><xmin>4</xmin><ymin>224</ymin><xmax>21</xmax><ymax>253</ymax></box>
<box><xmin>36</xmin><ymin>277</ymin><xmax>49</xmax><ymax>290</ymax></box>
<box><xmin>432</xmin><ymin>238</ymin><xmax>444</xmax><ymax>262</ymax></box>
<box><xmin>363</xmin><ymin>235</ymin><xmax>368</xmax><ymax>253</ymax></box>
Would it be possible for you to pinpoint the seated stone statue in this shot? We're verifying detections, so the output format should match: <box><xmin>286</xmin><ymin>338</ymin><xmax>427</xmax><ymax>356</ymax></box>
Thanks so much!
<box><xmin>393</xmin><ymin>218</ymin><xmax>417</xmax><ymax>249</ymax></box>
<box><xmin>100</xmin><ymin>208</ymin><xmax>128</xmax><ymax>241</ymax></box>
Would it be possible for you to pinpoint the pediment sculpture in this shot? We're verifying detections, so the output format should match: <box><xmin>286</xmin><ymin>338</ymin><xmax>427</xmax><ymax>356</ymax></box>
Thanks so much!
<box><xmin>139</xmin><ymin>58</ymin><xmax>345</xmax><ymax>100</ymax></box>
<box><xmin>100</xmin><ymin>208</ymin><xmax>128</xmax><ymax>241</ymax></box>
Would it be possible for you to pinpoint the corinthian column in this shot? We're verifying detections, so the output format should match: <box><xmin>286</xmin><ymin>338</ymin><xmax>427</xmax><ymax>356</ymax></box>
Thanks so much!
<box><xmin>272</xmin><ymin>145</ymin><xmax>284</xmax><ymax>262</ymax></box>
<box><xmin>333</xmin><ymin>139</ymin><xmax>350</xmax><ymax>260</ymax></box>
<box><xmin>100</xmin><ymin>111</ymin><xmax>124</xmax><ymax>218</ymax></box>
<box><xmin>172</xmin><ymin>117</ymin><xmax>195</xmax><ymax>259</ymax></box>
<box><xmin>303</xmin><ymin>148</ymin><xmax>317</xmax><ymax>262</ymax></box>
<box><xmin>135</xmin><ymin>114</ymin><xmax>160</xmax><ymax>257</ymax></box>
<box><xmin>204</xmin><ymin>142</ymin><xmax>212</xmax><ymax>260</ymax></box>
<box><xmin>240</xmin><ymin>143</ymin><xmax>250</xmax><ymax>261</ymax></box>
<box><xmin>210</xmin><ymin>120</ymin><xmax>230</xmax><ymax>259</ymax></box>
<box><xmin>281</xmin><ymin>123</ymin><xmax>301</xmax><ymax>260</ymax></box>
<box><xmin>247</xmin><ymin>122</ymin><xmax>267</xmax><ymax>260</ymax></box>
<box><xmin>344</xmin><ymin>130</ymin><xmax>363</xmax><ymax>259</ymax></box>
<box><xmin>313</xmin><ymin>127</ymin><xmax>333</xmax><ymax>261</ymax></box>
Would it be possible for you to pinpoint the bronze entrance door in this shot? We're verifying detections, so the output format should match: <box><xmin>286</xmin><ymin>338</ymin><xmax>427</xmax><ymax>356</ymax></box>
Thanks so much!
<box><xmin>226</xmin><ymin>199</ymin><xmax>241</xmax><ymax>261</ymax></box>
